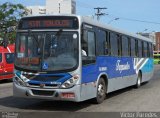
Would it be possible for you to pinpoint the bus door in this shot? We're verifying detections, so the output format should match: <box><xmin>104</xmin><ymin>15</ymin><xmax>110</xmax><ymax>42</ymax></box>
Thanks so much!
<box><xmin>81</xmin><ymin>29</ymin><xmax>97</xmax><ymax>84</ymax></box>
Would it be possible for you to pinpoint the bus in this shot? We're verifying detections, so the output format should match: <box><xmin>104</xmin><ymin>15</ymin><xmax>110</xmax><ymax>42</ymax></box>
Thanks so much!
<box><xmin>153</xmin><ymin>53</ymin><xmax>160</xmax><ymax>64</ymax></box>
<box><xmin>13</xmin><ymin>15</ymin><xmax>154</xmax><ymax>103</ymax></box>
<box><xmin>0</xmin><ymin>44</ymin><xmax>15</xmax><ymax>80</ymax></box>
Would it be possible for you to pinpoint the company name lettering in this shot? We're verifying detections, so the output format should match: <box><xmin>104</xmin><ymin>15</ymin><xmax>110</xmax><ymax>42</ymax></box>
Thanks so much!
<box><xmin>116</xmin><ymin>60</ymin><xmax>130</xmax><ymax>73</ymax></box>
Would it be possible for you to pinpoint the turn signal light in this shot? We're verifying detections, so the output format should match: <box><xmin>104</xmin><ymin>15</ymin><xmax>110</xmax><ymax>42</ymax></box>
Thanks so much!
<box><xmin>61</xmin><ymin>93</ymin><xmax>75</xmax><ymax>99</ymax></box>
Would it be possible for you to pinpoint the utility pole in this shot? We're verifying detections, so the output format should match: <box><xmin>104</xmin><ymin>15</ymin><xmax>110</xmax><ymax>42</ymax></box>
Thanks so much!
<box><xmin>94</xmin><ymin>7</ymin><xmax>107</xmax><ymax>21</ymax></box>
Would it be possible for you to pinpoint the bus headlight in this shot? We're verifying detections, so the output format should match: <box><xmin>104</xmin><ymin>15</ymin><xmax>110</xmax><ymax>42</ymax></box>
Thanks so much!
<box><xmin>60</xmin><ymin>75</ymin><xmax>79</xmax><ymax>89</ymax></box>
<box><xmin>14</xmin><ymin>76</ymin><xmax>27</xmax><ymax>87</ymax></box>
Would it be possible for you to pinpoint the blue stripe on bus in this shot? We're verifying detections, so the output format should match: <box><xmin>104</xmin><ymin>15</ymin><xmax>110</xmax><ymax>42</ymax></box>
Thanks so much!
<box><xmin>15</xmin><ymin>71</ymin><xmax>72</xmax><ymax>85</ymax></box>
<box><xmin>141</xmin><ymin>59</ymin><xmax>154</xmax><ymax>73</ymax></box>
<box><xmin>82</xmin><ymin>56</ymin><xmax>153</xmax><ymax>83</ymax></box>
<box><xmin>27</xmin><ymin>73</ymin><xmax>72</xmax><ymax>85</ymax></box>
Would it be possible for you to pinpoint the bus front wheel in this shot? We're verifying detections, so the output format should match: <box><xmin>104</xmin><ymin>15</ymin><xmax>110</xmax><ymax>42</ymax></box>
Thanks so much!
<box><xmin>93</xmin><ymin>78</ymin><xmax>106</xmax><ymax>104</ymax></box>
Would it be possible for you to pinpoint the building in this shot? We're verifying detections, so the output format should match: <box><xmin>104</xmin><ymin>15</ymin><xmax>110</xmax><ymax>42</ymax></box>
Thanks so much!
<box><xmin>26</xmin><ymin>0</ymin><xmax>76</xmax><ymax>15</ymax></box>
<box><xmin>154</xmin><ymin>32</ymin><xmax>160</xmax><ymax>53</ymax></box>
<box><xmin>138</xmin><ymin>32</ymin><xmax>156</xmax><ymax>45</ymax></box>
<box><xmin>138</xmin><ymin>32</ymin><xmax>160</xmax><ymax>53</ymax></box>
<box><xmin>27</xmin><ymin>6</ymin><xmax>46</xmax><ymax>16</ymax></box>
<box><xmin>46</xmin><ymin>0</ymin><xmax>76</xmax><ymax>14</ymax></box>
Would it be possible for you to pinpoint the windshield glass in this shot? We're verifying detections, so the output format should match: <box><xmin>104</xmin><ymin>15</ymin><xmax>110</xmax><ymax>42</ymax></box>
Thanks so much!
<box><xmin>15</xmin><ymin>31</ymin><xmax>79</xmax><ymax>72</ymax></box>
<box><xmin>5</xmin><ymin>53</ymin><xmax>14</xmax><ymax>64</ymax></box>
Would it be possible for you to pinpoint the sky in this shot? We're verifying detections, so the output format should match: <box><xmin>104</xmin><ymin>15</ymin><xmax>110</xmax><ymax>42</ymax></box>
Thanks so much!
<box><xmin>0</xmin><ymin>0</ymin><xmax>160</xmax><ymax>33</ymax></box>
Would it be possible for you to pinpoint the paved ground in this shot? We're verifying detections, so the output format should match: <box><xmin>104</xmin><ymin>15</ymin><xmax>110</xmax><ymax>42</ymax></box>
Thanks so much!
<box><xmin>0</xmin><ymin>65</ymin><xmax>160</xmax><ymax>112</ymax></box>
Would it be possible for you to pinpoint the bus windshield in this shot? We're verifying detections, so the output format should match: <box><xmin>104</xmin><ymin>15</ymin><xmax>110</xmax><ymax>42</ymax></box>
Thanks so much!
<box><xmin>15</xmin><ymin>31</ymin><xmax>79</xmax><ymax>72</ymax></box>
<box><xmin>5</xmin><ymin>53</ymin><xmax>14</xmax><ymax>64</ymax></box>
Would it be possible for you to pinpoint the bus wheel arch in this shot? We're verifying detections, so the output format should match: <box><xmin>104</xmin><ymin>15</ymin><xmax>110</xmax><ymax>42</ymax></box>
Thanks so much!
<box><xmin>136</xmin><ymin>70</ymin><xmax>142</xmax><ymax>88</ymax></box>
<box><xmin>100</xmin><ymin>75</ymin><xmax>108</xmax><ymax>92</ymax></box>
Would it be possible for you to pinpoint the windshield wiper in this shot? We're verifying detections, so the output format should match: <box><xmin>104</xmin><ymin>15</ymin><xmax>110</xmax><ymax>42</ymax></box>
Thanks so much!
<box><xmin>28</xmin><ymin>29</ymin><xmax>43</xmax><ymax>47</ymax></box>
<box><xmin>52</xmin><ymin>29</ymin><xmax>63</xmax><ymax>39</ymax></box>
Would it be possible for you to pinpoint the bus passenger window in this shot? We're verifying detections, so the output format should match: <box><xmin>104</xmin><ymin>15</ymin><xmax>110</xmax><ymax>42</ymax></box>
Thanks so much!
<box><xmin>131</xmin><ymin>38</ymin><xmax>136</xmax><ymax>57</ymax></box>
<box><xmin>117</xmin><ymin>34</ymin><xmax>122</xmax><ymax>56</ymax></box>
<box><xmin>82</xmin><ymin>30</ymin><xmax>96</xmax><ymax>65</ymax></box>
<box><xmin>143</xmin><ymin>42</ymin><xmax>148</xmax><ymax>57</ymax></box>
<box><xmin>137</xmin><ymin>40</ymin><xmax>141</xmax><ymax>57</ymax></box>
<box><xmin>110</xmin><ymin>32</ymin><xmax>118</xmax><ymax>56</ymax></box>
<box><xmin>96</xmin><ymin>29</ymin><xmax>106</xmax><ymax>56</ymax></box>
<box><xmin>105</xmin><ymin>32</ymin><xmax>110</xmax><ymax>55</ymax></box>
<box><xmin>88</xmin><ymin>32</ymin><xmax>96</xmax><ymax>57</ymax></box>
<box><xmin>149</xmin><ymin>43</ymin><xmax>153</xmax><ymax>57</ymax></box>
<box><xmin>122</xmin><ymin>35</ymin><xmax>129</xmax><ymax>57</ymax></box>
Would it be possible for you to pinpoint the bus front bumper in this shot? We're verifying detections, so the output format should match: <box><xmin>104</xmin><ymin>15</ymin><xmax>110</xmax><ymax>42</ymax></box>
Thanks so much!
<box><xmin>13</xmin><ymin>82</ymin><xmax>81</xmax><ymax>102</ymax></box>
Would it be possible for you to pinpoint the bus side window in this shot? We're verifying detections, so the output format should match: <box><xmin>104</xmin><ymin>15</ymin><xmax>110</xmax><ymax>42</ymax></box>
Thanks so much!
<box><xmin>110</xmin><ymin>32</ymin><xmax>118</xmax><ymax>56</ymax></box>
<box><xmin>82</xmin><ymin>30</ymin><xmax>88</xmax><ymax>56</ymax></box>
<box><xmin>135</xmin><ymin>39</ymin><xmax>138</xmax><ymax>57</ymax></box>
<box><xmin>128</xmin><ymin>37</ymin><xmax>131</xmax><ymax>56</ymax></box>
<box><xmin>142</xmin><ymin>41</ymin><xmax>144</xmax><ymax>57</ymax></box>
<box><xmin>138</xmin><ymin>40</ymin><xmax>142</xmax><ymax>57</ymax></box>
<box><xmin>147</xmin><ymin>42</ymin><xmax>150</xmax><ymax>57</ymax></box>
<box><xmin>143</xmin><ymin>42</ymin><xmax>148</xmax><ymax>57</ymax></box>
<box><xmin>122</xmin><ymin>35</ymin><xmax>129</xmax><ymax>57</ymax></box>
<box><xmin>131</xmin><ymin>38</ymin><xmax>136</xmax><ymax>57</ymax></box>
<box><xmin>105</xmin><ymin>31</ymin><xmax>110</xmax><ymax>55</ymax></box>
<box><xmin>117</xmin><ymin>34</ymin><xmax>122</xmax><ymax>56</ymax></box>
<box><xmin>82</xmin><ymin>30</ymin><xmax>96</xmax><ymax>65</ymax></box>
<box><xmin>87</xmin><ymin>31</ymin><xmax>96</xmax><ymax>57</ymax></box>
<box><xmin>150</xmin><ymin>43</ymin><xmax>153</xmax><ymax>57</ymax></box>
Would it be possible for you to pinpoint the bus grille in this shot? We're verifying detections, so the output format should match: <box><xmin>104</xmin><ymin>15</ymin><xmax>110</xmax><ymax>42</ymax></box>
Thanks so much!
<box><xmin>27</xmin><ymin>83</ymin><xmax>60</xmax><ymax>89</ymax></box>
<box><xmin>32</xmin><ymin>90</ymin><xmax>55</xmax><ymax>96</ymax></box>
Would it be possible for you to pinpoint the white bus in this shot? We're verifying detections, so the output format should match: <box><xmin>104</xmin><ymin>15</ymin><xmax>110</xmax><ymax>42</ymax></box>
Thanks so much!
<box><xmin>13</xmin><ymin>15</ymin><xmax>154</xmax><ymax>103</ymax></box>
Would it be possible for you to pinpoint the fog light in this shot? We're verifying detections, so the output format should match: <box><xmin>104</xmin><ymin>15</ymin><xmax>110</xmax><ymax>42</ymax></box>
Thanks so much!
<box><xmin>61</xmin><ymin>93</ymin><xmax>75</xmax><ymax>98</ymax></box>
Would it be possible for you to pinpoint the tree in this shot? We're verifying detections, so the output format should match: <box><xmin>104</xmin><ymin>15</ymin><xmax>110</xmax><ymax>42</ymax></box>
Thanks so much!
<box><xmin>0</xmin><ymin>2</ymin><xmax>28</xmax><ymax>45</ymax></box>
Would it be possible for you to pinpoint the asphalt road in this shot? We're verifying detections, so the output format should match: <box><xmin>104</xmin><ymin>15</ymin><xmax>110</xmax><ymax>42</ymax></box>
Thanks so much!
<box><xmin>0</xmin><ymin>65</ymin><xmax>160</xmax><ymax>112</ymax></box>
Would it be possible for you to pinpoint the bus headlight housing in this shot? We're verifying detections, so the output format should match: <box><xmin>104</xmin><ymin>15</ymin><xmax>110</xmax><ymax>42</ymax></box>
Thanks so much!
<box><xmin>14</xmin><ymin>76</ymin><xmax>27</xmax><ymax>87</ymax></box>
<box><xmin>60</xmin><ymin>75</ymin><xmax>79</xmax><ymax>89</ymax></box>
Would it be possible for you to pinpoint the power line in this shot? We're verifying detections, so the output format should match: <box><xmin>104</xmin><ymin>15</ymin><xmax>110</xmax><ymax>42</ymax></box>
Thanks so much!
<box><xmin>109</xmin><ymin>15</ymin><xmax>160</xmax><ymax>25</ymax></box>
<box><xmin>94</xmin><ymin>7</ymin><xmax>107</xmax><ymax>21</ymax></box>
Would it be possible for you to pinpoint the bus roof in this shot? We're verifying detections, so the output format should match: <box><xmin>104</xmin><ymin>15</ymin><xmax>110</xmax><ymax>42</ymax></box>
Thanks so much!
<box><xmin>0</xmin><ymin>44</ymin><xmax>15</xmax><ymax>53</ymax></box>
<box><xmin>80</xmin><ymin>16</ymin><xmax>152</xmax><ymax>43</ymax></box>
<box><xmin>21</xmin><ymin>14</ymin><xmax>152</xmax><ymax>43</ymax></box>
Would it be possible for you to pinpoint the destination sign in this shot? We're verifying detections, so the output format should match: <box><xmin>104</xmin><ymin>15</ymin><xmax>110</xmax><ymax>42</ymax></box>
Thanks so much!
<box><xmin>18</xmin><ymin>16</ymin><xmax>79</xmax><ymax>29</ymax></box>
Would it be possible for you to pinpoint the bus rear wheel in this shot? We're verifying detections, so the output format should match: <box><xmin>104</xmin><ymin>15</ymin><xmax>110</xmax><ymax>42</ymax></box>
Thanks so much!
<box><xmin>93</xmin><ymin>78</ymin><xmax>106</xmax><ymax>104</ymax></box>
<box><xmin>135</xmin><ymin>72</ymin><xmax>142</xmax><ymax>88</ymax></box>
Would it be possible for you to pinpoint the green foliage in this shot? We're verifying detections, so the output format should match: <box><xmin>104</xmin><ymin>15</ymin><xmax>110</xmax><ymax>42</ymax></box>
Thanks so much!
<box><xmin>0</xmin><ymin>2</ymin><xmax>27</xmax><ymax>44</ymax></box>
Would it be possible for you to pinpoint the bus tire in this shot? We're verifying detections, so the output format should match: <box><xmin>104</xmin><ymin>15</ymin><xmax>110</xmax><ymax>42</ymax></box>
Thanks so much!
<box><xmin>93</xmin><ymin>78</ymin><xmax>106</xmax><ymax>104</ymax></box>
<box><xmin>135</xmin><ymin>72</ymin><xmax>142</xmax><ymax>88</ymax></box>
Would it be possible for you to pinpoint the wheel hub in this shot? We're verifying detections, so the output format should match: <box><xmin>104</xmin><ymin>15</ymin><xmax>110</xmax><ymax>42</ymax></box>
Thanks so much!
<box><xmin>98</xmin><ymin>84</ymin><xmax>105</xmax><ymax>97</ymax></box>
